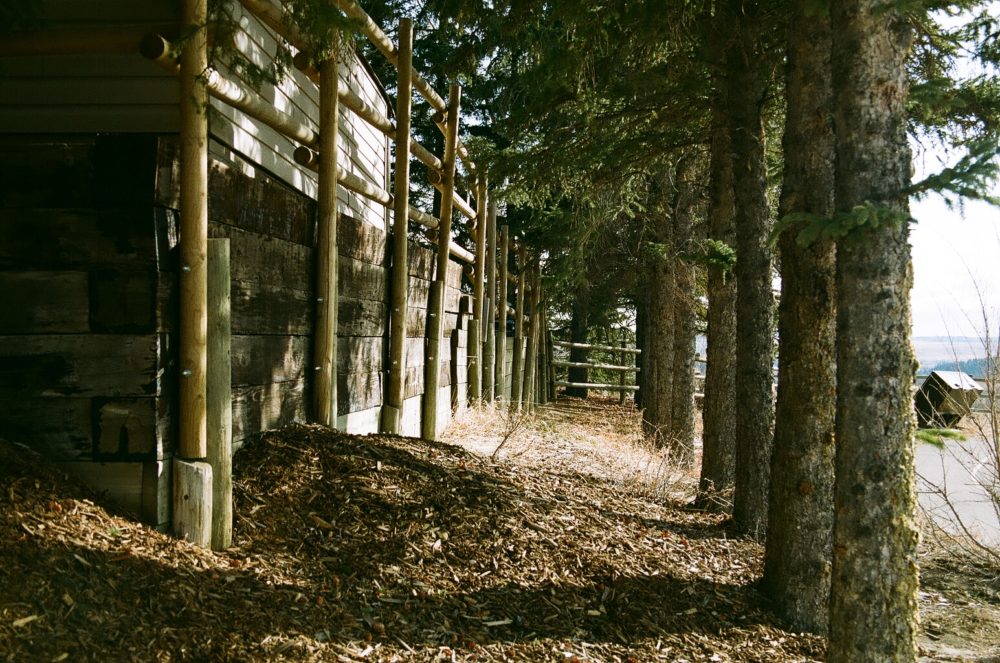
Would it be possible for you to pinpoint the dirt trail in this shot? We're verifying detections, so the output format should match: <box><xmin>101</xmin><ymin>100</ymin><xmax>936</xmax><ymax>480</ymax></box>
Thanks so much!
<box><xmin>0</xmin><ymin>398</ymin><xmax>995</xmax><ymax>661</ymax></box>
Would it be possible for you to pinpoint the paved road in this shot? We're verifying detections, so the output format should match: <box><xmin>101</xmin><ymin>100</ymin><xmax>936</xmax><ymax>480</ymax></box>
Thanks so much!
<box><xmin>915</xmin><ymin>436</ymin><xmax>1000</xmax><ymax>547</ymax></box>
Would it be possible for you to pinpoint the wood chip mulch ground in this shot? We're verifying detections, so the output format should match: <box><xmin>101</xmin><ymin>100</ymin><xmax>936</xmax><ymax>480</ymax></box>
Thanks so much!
<box><xmin>0</xmin><ymin>399</ymin><xmax>993</xmax><ymax>661</ymax></box>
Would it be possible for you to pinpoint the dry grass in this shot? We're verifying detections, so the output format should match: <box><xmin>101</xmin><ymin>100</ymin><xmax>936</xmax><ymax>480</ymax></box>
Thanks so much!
<box><xmin>443</xmin><ymin>397</ymin><xmax>697</xmax><ymax>503</ymax></box>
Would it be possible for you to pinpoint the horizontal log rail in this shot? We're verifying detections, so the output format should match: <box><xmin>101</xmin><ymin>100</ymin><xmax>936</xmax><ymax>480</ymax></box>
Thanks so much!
<box><xmin>553</xmin><ymin>340</ymin><xmax>642</xmax><ymax>355</ymax></box>
<box><xmin>331</xmin><ymin>0</ymin><xmax>479</xmax><ymax>178</ymax></box>
<box><xmin>555</xmin><ymin>380</ymin><xmax>640</xmax><ymax>392</ymax></box>
<box><xmin>291</xmin><ymin>54</ymin><xmax>445</xmax><ymax>174</ymax></box>
<box><xmin>237</xmin><ymin>0</ymin><xmax>477</xmax><ymax>222</ymax></box>
<box><xmin>553</xmin><ymin>360</ymin><xmax>639</xmax><ymax>372</ymax></box>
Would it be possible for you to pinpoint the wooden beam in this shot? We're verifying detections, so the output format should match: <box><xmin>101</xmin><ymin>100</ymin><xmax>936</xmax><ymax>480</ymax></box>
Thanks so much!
<box><xmin>330</xmin><ymin>0</ymin><xmax>479</xmax><ymax>178</ymax></box>
<box><xmin>178</xmin><ymin>0</ymin><xmax>208</xmax><ymax>461</ymax></box>
<box><xmin>143</xmin><ymin>35</ymin><xmax>319</xmax><ymax>148</ymax></box>
<box><xmin>421</xmin><ymin>84</ymin><xmax>461</xmax><ymax>440</ymax></box>
<box><xmin>483</xmin><ymin>198</ymin><xmax>497</xmax><ymax>402</ymax></box>
<box><xmin>553</xmin><ymin>340</ymin><xmax>642</xmax><ymax>354</ymax></box>
<box><xmin>382</xmin><ymin>18</ymin><xmax>413</xmax><ymax>435</ymax></box>
<box><xmin>496</xmin><ymin>225</ymin><xmax>509</xmax><ymax>401</ymax></box>
<box><xmin>291</xmin><ymin>51</ymin><xmax>444</xmax><ymax>174</ymax></box>
<box><xmin>510</xmin><ymin>245</ymin><xmax>527</xmax><ymax>407</ymax></box>
<box><xmin>522</xmin><ymin>263</ymin><xmax>540</xmax><ymax>412</ymax></box>
<box><xmin>292</xmin><ymin>146</ymin><xmax>440</xmax><ymax>229</ymax></box>
<box><xmin>207</xmin><ymin>239</ymin><xmax>232</xmax><ymax>550</ymax></box>
<box><xmin>555</xmin><ymin>381</ymin><xmax>640</xmax><ymax>392</ymax></box>
<box><xmin>314</xmin><ymin>48</ymin><xmax>340</xmax><ymax>426</ymax></box>
<box><xmin>552</xmin><ymin>360</ymin><xmax>639</xmax><ymax>372</ymax></box>
<box><xmin>469</xmin><ymin>178</ymin><xmax>487</xmax><ymax>402</ymax></box>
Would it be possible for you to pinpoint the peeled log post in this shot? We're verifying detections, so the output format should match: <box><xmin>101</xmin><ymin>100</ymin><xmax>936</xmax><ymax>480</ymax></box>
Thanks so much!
<box><xmin>469</xmin><ymin>178</ymin><xmax>487</xmax><ymax>402</ymax></box>
<box><xmin>177</xmin><ymin>0</ymin><xmax>208</xmax><ymax>461</ymax></box>
<box><xmin>207</xmin><ymin>239</ymin><xmax>232</xmax><ymax>551</ymax></box>
<box><xmin>314</xmin><ymin>50</ymin><xmax>340</xmax><ymax>426</ymax></box>
<box><xmin>496</xmin><ymin>225</ymin><xmax>509</xmax><ymax>401</ymax></box>
<box><xmin>174</xmin><ymin>0</ymin><xmax>211</xmax><ymax>547</ymax></box>
<box><xmin>537</xmin><ymin>291</ymin><xmax>550</xmax><ymax>406</ymax></box>
<box><xmin>381</xmin><ymin>18</ymin><xmax>413</xmax><ymax>434</ymax></box>
<box><xmin>522</xmin><ymin>264</ymin><xmax>540</xmax><ymax>412</ymax></box>
<box><xmin>421</xmin><ymin>85</ymin><xmax>460</xmax><ymax>440</ymax></box>
<box><xmin>510</xmin><ymin>245</ymin><xmax>527</xmax><ymax>408</ymax></box>
<box><xmin>483</xmin><ymin>199</ymin><xmax>497</xmax><ymax>402</ymax></box>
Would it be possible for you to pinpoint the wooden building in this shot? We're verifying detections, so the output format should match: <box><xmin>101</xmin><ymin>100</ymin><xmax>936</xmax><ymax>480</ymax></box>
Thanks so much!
<box><xmin>0</xmin><ymin>0</ymin><xmax>471</xmax><ymax>529</ymax></box>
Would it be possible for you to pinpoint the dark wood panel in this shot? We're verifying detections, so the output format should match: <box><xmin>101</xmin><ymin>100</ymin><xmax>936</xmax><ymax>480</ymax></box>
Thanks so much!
<box><xmin>232</xmin><ymin>379</ymin><xmax>307</xmax><ymax>442</ymax></box>
<box><xmin>338</xmin><ymin>336</ymin><xmax>382</xmax><ymax>374</ymax></box>
<box><xmin>0</xmin><ymin>134</ymin><xmax>158</xmax><ymax>209</ymax></box>
<box><xmin>0</xmin><ymin>271</ymin><xmax>89</xmax><ymax>333</ymax></box>
<box><xmin>231</xmin><ymin>281</ymin><xmax>312</xmax><ymax>336</ymax></box>
<box><xmin>209</xmin><ymin>223</ymin><xmax>312</xmax><ymax>290</ymax></box>
<box><xmin>339</xmin><ymin>214</ymin><xmax>387</xmax><ymax>266</ymax></box>
<box><xmin>93</xmin><ymin>397</ymin><xmax>159</xmax><ymax>459</ymax></box>
<box><xmin>90</xmin><ymin>267</ymin><xmax>159</xmax><ymax>333</ymax></box>
<box><xmin>0</xmin><ymin>334</ymin><xmax>160</xmax><ymax>397</ymax></box>
<box><xmin>407</xmin><ymin>277</ymin><xmax>430</xmax><ymax>309</ymax></box>
<box><xmin>339</xmin><ymin>296</ymin><xmax>385</xmax><ymax>337</ymax></box>
<box><xmin>339</xmin><ymin>254</ymin><xmax>386</xmax><ymax>302</ymax></box>
<box><xmin>231</xmin><ymin>334</ymin><xmax>309</xmax><ymax>387</ymax></box>
<box><xmin>338</xmin><ymin>369</ymin><xmax>381</xmax><ymax>414</ymax></box>
<box><xmin>0</xmin><ymin>208</ymin><xmax>159</xmax><ymax>270</ymax></box>
<box><xmin>405</xmin><ymin>306</ymin><xmax>426</xmax><ymax>337</ymax></box>
<box><xmin>0</xmin><ymin>397</ymin><xmax>93</xmax><ymax>460</ymax></box>
<box><xmin>407</xmin><ymin>244</ymin><xmax>434</xmax><ymax>278</ymax></box>
<box><xmin>208</xmin><ymin>160</ymin><xmax>316</xmax><ymax>246</ymax></box>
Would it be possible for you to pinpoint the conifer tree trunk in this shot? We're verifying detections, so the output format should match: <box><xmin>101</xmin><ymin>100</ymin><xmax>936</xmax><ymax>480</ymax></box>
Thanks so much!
<box><xmin>670</xmin><ymin>157</ymin><xmax>698</xmax><ymax>460</ymax></box>
<box><xmin>828</xmin><ymin>0</ymin><xmax>920</xmax><ymax>658</ymax></box>
<box><xmin>643</xmin><ymin>188</ymin><xmax>676</xmax><ymax>443</ymax></box>
<box><xmin>762</xmin><ymin>0</ymin><xmax>836</xmax><ymax>633</ymax></box>
<box><xmin>728</xmin><ymin>12</ymin><xmax>776</xmax><ymax>539</ymax></box>
<box><xmin>700</xmin><ymin>103</ymin><xmax>738</xmax><ymax>506</ymax></box>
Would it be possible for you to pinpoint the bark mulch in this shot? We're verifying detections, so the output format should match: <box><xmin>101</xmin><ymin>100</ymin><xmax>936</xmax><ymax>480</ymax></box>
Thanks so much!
<box><xmin>4</xmin><ymin>406</ymin><xmax>830</xmax><ymax>662</ymax></box>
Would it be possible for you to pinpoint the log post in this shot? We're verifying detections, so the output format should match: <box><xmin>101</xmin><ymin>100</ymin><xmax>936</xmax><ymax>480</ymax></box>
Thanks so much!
<box><xmin>619</xmin><ymin>329</ymin><xmax>627</xmax><ymax>406</ymax></box>
<box><xmin>545</xmin><ymin>309</ymin><xmax>557</xmax><ymax>401</ymax></box>
<box><xmin>483</xmin><ymin>198</ymin><xmax>497</xmax><ymax>402</ymax></box>
<box><xmin>207</xmin><ymin>238</ymin><xmax>232</xmax><ymax>550</ymax></box>
<box><xmin>510</xmin><ymin>244</ymin><xmax>527</xmax><ymax>408</ymax></box>
<box><xmin>173</xmin><ymin>0</ymin><xmax>212</xmax><ymax>548</ymax></box>
<box><xmin>314</xmin><ymin>43</ymin><xmax>341</xmax><ymax>427</ymax></box>
<box><xmin>538</xmin><ymin>289</ymin><xmax>549</xmax><ymax>406</ymax></box>
<box><xmin>178</xmin><ymin>0</ymin><xmax>208</xmax><ymax>461</ymax></box>
<box><xmin>469</xmin><ymin>178</ymin><xmax>487</xmax><ymax>402</ymax></box>
<box><xmin>381</xmin><ymin>18</ymin><xmax>413</xmax><ymax>434</ymax></box>
<box><xmin>421</xmin><ymin>84</ymin><xmax>461</xmax><ymax>440</ymax></box>
<box><xmin>496</xmin><ymin>225</ymin><xmax>509</xmax><ymax>401</ymax></box>
<box><xmin>523</xmin><ymin>262</ymin><xmax>540</xmax><ymax>412</ymax></box>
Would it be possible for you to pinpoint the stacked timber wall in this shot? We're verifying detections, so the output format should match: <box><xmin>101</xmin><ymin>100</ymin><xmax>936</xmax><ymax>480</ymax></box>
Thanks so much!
<box><xmin>0</xmin><ymin>134</ymin><xmax>174</xmax><ymax>525</ymax></box>
<box><xmin>0</xmin><ymin>134</ymin><xmax>471</xmax><ymax>527</ymax></box>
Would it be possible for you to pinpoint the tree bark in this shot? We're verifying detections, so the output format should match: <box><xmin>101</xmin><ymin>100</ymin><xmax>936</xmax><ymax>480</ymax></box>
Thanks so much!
<box><xmin>728</xmin><ymin>10</ymin><xmax>777</xmax><ymax>539</ymax></box>
<box><xmin>828</xmin><ymin>0</ymin><xmax>920</xmax><ymax>658</ymax></box>
<box><xmin>700</xmin><ymin>100</ymin><xmax>738</xmax><ymax>507</ymax></box>
<box><xmin>761</xmin><ymin>0</ymin><xmax>837</xmax><ymax>634</ymax></box>
<box><xmin>642</xmin><ymin>182</ymin><xmax>676</xmax><ymax>442</ymax></box>
<box><xmin>670</xmin><ymin>157</ymin><xmax>698</xmax><ymax>461</ymax></box>
<box><xmin>565</xmin><ymin>284</ymin><xmax>591</xmax><ymax>398</ymax></box>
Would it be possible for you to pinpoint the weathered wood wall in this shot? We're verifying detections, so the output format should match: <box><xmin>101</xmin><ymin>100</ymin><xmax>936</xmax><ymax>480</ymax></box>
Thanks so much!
<box><xmin>0</xmin><ymin>134</ymin><xmax>173</xmax><ymax>526</ymax></box>
<box><xmin>0</xmin><ymin>133</ymin><xmax>472</xmax><ymax>526</ymax></box>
